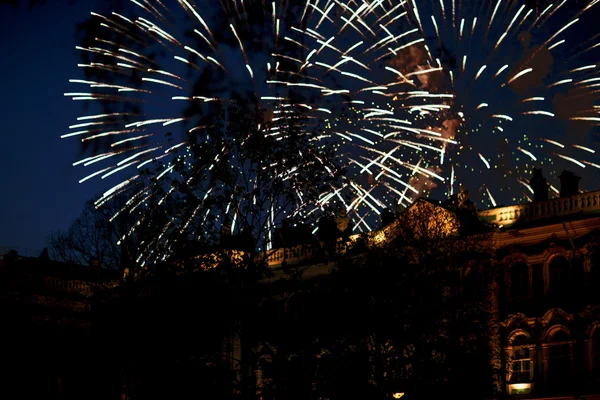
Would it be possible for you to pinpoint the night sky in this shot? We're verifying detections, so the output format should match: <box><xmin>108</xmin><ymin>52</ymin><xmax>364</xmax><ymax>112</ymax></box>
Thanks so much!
<box><xmin>1</xmin><ymin>0</ymin><xmax>600</xmax><ymax>253</ymax></box>
<box><xmin>0</xmin><ymin>1</ymin><xmax>101</xmax><ymax>253</ymax></box>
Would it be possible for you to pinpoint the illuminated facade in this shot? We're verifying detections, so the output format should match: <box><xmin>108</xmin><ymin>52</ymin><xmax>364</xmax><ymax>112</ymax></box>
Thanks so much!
<box><xmin>262</xmin><ymin>182</ymin><xmax>600</xmax><ymax>399</ymax></box>
<box><xmin>488</xmin><ymin>188</ymin><xmax>600</xmax><ymax>399</ymax></box>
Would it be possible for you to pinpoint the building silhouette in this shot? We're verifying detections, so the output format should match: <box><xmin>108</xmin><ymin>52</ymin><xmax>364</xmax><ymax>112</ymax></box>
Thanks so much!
<box><xmin>1</xmin><ymin>250</ymin><xmax>120</xmax><ymax>399</ymax></box>
<box><xmin>261</xmin><ymin>171</ymin><xmax>600</xmax><ymax>399</ymax></box>
<box><xmin>3</xmin><ymin>170</ymin><xmax>600</xmax><ymax>399</ymax></box>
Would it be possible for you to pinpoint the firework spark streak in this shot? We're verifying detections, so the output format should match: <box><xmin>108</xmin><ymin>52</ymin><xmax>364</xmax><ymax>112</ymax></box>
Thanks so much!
<box><xmin>298</xmin><ymin>0</ymin><xmax>600</xmax><ymax>211</ymax></box>
<box><xmin>65</xmin><ymin>0</ymin><xmax>352</xmax><ymax>264</ymax></box>
<box><xmin>275</xmin><ymin>0</ymin><xmax>599</xmax><ymax>223</ymax></box>
<box><xmin>66</xmin><ymin>0</ymin><xmax>600</xmax><ymax>263</ymax></box>
<box><xmin>401</xmin><ymin>0</ymin><xmax>600</xmax><ymax>206</ymax></box>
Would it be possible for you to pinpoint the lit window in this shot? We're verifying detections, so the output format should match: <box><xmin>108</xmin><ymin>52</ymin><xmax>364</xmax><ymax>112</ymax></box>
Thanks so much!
<box><xmin>508</xmin><ymin>382</ymin><xmax>531</xmax><ymax>395</ymax></box>
<box><xmin>511</xmin><ymin>335</ymin><xmax>533</xmax><ymax>383</ymax></box>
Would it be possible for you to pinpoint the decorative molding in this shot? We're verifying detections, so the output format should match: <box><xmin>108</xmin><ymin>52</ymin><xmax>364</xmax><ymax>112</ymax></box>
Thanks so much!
<box><xmin>541</xmin><ymin>323</ymin><xmax>572</xmax><ymax>342</ymax></box>
<box><xmin>502</xmin><ymin>313</ymin><xmax>535</xmax><ymax>330</ymax></box>
<box><xmin>507</xmin><ymin>328</ymin><xmax>532</xmax><ymax>344</ymax></box>
<box><xmin>540</xmin><ymin>308</ymin><xmax>574</xmax><ymax>328</ymax></box>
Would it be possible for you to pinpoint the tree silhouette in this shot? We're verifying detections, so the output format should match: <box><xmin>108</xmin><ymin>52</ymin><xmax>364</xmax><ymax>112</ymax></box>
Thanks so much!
<box><xmin>251</xmin><ymin>201</ymin><xmax>497</xmax><ymax>399</ymax></box>
<box><xmin>48</xmin><ymin>193</ymin><xmax>135</xmax><ymax>270</ymax></box>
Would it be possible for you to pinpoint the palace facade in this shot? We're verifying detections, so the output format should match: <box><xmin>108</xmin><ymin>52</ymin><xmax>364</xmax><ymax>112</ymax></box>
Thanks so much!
<box><xmin>261</xmin><ymin>171</ymin><xmax>600</xmax><ymax>399</ymax></box>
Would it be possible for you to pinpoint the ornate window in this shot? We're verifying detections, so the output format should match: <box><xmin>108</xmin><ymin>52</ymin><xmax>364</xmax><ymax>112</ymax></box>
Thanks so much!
<box><xmin>548</xmin><ymin>256</ymin><xmax>570</xmax><ymax>299</ymax></box>
<box><xmin>590</xmin><ymin>249</ymin><xmax>600</xmax><ymax>290</ymax></box>
<box><xmin>257</xmin><ymin>354</ymin><xmax>274</xmax><ymax>399</ymax></box>
<box><xmin>546</xmin><ymin>329</ymin><xmax>572</xmax><ymax>388</ymax></box>
<box><xmin>593</xmin><ymin>250</ymin><xmax>600</xmax><ymax>271</ymax></box>
<box><xmin>592</xmin><ymin>328</ymin><xmax>600</xmax><ymax>377</ymax></box>
<box><xmin>511</xmin><ymin>335</ymin><xmax>533</xmax><ymax>383</ymax></box>
<box><xmin>510</xmin><ymin>261</ymin><xmax>530</xmax><ymax>298</ymax></box>
<box><xmin>507</xmin><ymin>333</ymin><xmax>534</xmax><ymax>395</ymax></box>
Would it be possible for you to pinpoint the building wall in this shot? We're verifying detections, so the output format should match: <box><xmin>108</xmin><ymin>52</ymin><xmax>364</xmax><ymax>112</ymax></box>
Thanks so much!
<box><xmin>494</xmin><ymin>217</ymin><xmax>600</xmax><ymax>398</ymax></box>
<box><xmin>260</xmin><ymin>191</ymin><xmax>600</xmax><ymax>399</ymax></box>
<box><xmin>3</xmin><ymin>190</ymin><xmax>599</xmax><ymax>399</ymax></box>
<box><xmin>1</xmin><ymin>255</ymin><xmax>121</xmax><ymax>400</ymax></box>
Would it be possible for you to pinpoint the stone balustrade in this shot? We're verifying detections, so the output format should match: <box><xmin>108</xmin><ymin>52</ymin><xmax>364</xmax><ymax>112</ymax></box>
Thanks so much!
<box><xmin>266</xmin><ymin>191</ymin><xmax>600</xmax><ymax>269</ymax></box>
<box><xmin>266</xmin><ymin>234</ymin><xmax>362</xmax><ymax>267</ymax></box>
<box><xmin>478</xmin><ymin>190</ymin><xmax>600</xmax><ymax>227</ymax></box>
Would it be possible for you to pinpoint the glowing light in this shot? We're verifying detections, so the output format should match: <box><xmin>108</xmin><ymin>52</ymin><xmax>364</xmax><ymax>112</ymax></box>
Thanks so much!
<box><xmin>65</xmin><ymin>0</ymin><xmax>600</xmax><ymax>267</ymax></box>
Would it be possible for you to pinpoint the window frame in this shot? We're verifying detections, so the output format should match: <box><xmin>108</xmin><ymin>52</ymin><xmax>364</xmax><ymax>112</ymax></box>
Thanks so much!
<box><xmin>591</xmin><ymin>327</ymin><xmax>600</xmax><ymax>378</ymax></box>
<box><xmin>509</xmin><ymin>335</ymin><xmax>534</xmax><ymax>383</ymax></box>
<box><xmin>546</xmin><ymin>255</ymin><xmax>570</xmax><ymax>297</ymax></box>
<box><xmin>544</xmin><ymin>328</ymin><xmax>573</xmax><ymax>388</ymax></box>
<box><xmin>509</xmin><ymin>261</ymin><xmax>530</xmax><ymax>299</ymax></box>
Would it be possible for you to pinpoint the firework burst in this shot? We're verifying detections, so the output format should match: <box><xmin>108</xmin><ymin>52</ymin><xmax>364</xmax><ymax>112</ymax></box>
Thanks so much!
<box><xmin>268</xmin><ymin>0</ymin><xmax>457</xmax><ymax>233</ymax></box>
<box><xmin>64</xmin><ymin>0</ymin><xmax>347</xmax><ymax>264</ymax></box>
<box><xmin>398</xmin><ymin>1</ymin><xmax>600</xmax><ymax>206</ymax></box>
<box><xmin>65</xmin><ymin>0</ymin><xmax>600</xmax><ymax>262</ymax></box>
<box><xmin>385</xmin><ymin>0</ymin><xmax>600</xmax><ymax>206</ymax></box>
<box><xmin>288</xmin><ymin>0</ymin><xmax>600</xmax><ymax>217</ymax></box>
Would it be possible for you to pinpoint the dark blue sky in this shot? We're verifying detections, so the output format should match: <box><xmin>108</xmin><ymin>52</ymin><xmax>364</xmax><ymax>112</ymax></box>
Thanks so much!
<box><xmin>1</xmin><ymin>0</ymin><xmax>599</xmax><ymax>253</ymax></box>
<box><xmin>0</xmin><ymin>1</ymin><xmax>102</xmax><ymax>253</ymax></box>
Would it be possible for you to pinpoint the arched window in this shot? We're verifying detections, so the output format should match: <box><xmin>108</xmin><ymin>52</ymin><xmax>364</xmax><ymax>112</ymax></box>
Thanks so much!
<box><xmin>592</xmin><ymin>328</ymin><xmax>600</xmax><ymax>377</ymax></box>
<box><xmin>511</xmin><ymin>335</ymin><xmax>533</xmax><ymax>383</ymax></box>
<box><xmin>548</xmin><ymin>256</ymin><xmax>570</xmax><ymax>299</ymax></box>
<box><xmin>590</xmin><ymin>250</ymin><xmax>600</xmax><ymax>290</ymax></box>
<box><xmin>593</xmin><ymin>250</ymin><xmax>600</xmax><ymax>271</ymax></box>
<box><xmin>510</xmin><ymin>261</ymin><xmax>530</xmax><ymax>298</ymax></box>
<box><xmin>257</xmin><ymin>354</ymin><xmax>274</xmax><ymax>400</ymax></box>
<box><xmin>547</xmin><ymin>329</ymin><xmax>571</xmax><ymax>388</ymax></box>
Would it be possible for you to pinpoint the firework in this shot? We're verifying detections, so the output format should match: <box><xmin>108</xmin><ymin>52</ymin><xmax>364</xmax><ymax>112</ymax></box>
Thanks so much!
<box><xmin>65</xmin><ymin>0</ymin><xmax>600</xmax><ymax>262</ymax></box>
<box><xmin>65</xmin><ymin>0</ymin><xmax>346</xmax><ymax>264</ymax></box>
<box><xmin>267</xmin><ymin>0</ymin><xmax>455</xmax><ymax>233</ymax></box>
<box><xmin>288</xmin><ymin>0</ymin><xmax>600</xmax><ymax>219</ymax></box>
